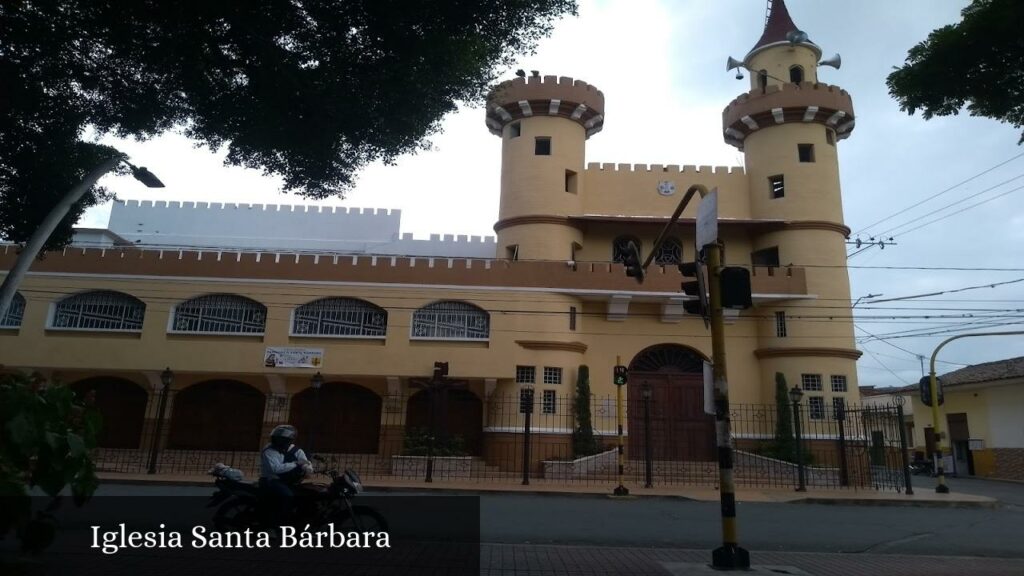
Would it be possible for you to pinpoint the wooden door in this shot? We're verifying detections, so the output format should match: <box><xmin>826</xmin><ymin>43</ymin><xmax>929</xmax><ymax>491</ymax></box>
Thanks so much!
<box><xmin>628</xmin><ymin>373</ymin><xmax>714</xmax><ymax>461</ymax></box>
<box><xmin>289</xmin><ymin>383</ymin><xmax>381</xmax><ymax>454</ymax></box>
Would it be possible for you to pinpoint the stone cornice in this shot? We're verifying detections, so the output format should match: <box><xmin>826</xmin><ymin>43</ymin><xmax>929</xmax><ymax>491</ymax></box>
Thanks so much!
<box><xmin>722</xmin><ymin>82</ymin><xmax>855</xmax><ymax>149</ymax></box>
<box><xmin>493</xmin><ymin>215</ymin><xmax>585</xmax><ymax>233</ymax></box>
<box><xmin>515</xmin><ymin>340</ymin><xmax>588</xmax><ymax>354</ymax></box>
<box><xmin>755</xmin><ymin>347</ymin><xmax>863</xmax><ymax>361</ymax></box>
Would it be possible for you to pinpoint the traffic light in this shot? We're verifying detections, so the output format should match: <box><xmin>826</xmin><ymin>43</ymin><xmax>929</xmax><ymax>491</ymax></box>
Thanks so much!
<box><xmin>678</xmin><ymin>261</ymin><xmax>706</xmax><ymax>316</ymax></box>
<box><xmin>613</xmin><ymin>365</ymin><xmax>628</xmax><ymax>386</ymax></box>
<box><xmin>919</xmin><ymin>375</ymin><xmax>944</xmax><ymax>407</ymax></box>
<box><xmin>720</xmin><ymin>267</ymin><xmax>752</xmax><ymax>310</ymax></box>
<box><xmin>621</xmin><ymin>240</ymin><xmax>645</xmax><ymax>283</ymax></box>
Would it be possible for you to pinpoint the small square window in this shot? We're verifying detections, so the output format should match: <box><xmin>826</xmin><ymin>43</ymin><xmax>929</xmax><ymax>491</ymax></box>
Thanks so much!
<box><xmin>519</xmin><ymin>388</ymin><xmax>534</xmax><ymax>413</ymax></box>
<box><xmin>830</xmin><ymin>375</ymin><xmax>848</xmax><ymax>393</ymax></box>
<box><xmin>535</xmin><ymin>137</ymin><xmax>551</xmax><ymax>155</ymax></box>
<box><xmin>509</xmin><ymin>122</ymin><xmax>521</xmax><ymax>138</ymax></box>
<box><xmin>768</xmin><ymin>175</ymin><xmax>785</xmax><ymax>199</ymax></box>
<box><xmin>801</xmin><ymin>374</ymin><xmax>823</xmax><ymax>391</ymax></box>
<box><xmin>798</xmin><ymin>144</ymin><xmax>815</xmax><ymax>163</ymax></box>
<box><xmin>542</xmin><ymin>390</ymin><xmax>557</xmax><ymax>414</ymax></box>
<box><xmin>506</xmin><ymin>245</ymin><xmax>519</xmax><ymax>261</ymax></box>
<box><xmin>516</xmin><ymin>365</ymin><xmax>535</xmax><ymax>384</ymax></box>
<box><xmin>751</xmin><ymin>246</ymin><xmax>780</xmax><ymax>267</ymax></box>
<box><xmin>565</xmin><ymin>169</ymin><xmax>577</xmax><ymax>193</ymax></box>
<box><xmin>543</xmin><ymin>367</ymin><xmax>562</xmax><ymax>385</ymax></box>
<box><xmin>808</xmin><ymin>396</ymin><xmax>825</xmax><ymax>420</ymax></box>
<box><xmin>775</xmin><ymin>311</ymin><xmax>787</xmax><ymax>338</ymax></box>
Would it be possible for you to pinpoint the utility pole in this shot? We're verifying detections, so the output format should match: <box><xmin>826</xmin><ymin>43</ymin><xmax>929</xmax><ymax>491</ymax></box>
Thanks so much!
<box><xmin>927</xmin><ymin>330</ymin><xmax>1024</xmax><ymax>493</ymax></box>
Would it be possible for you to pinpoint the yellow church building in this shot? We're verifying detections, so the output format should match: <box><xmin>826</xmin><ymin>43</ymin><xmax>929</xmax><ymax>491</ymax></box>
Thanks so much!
<box><xmin>0</xmin><ymin>0</ymin><xmax>866</xmax><ymax>481</ymax></box>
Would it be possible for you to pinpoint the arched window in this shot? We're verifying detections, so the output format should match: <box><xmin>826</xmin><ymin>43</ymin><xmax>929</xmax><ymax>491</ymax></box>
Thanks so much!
<box><xmin>411</xmin><ymin>301</ymin><xmax>489</xmax><ymax>340</ymax></box>
<box><xmin>612</xmin><ymin>236</ymin><xmax>641</xmax><ymax>263</ymax></box>
<box><xmin>1</xmin><ymin>292</ymin><xmax>25</xmax><ymax>328</ymax></box>
<box><xmin>789</xmin><ymin>65</ymin><xmax>804</xmax><ymax>84</ymax></box>
<box><xmin>292</xmin><ymin>297</ymin><xmax>387</xmax><ymax>338</ymax></box>
<box><xmin>654</xmin><ymin>237</ymin><xmax>683</xmax><ymax>265</ymax></box>
<box><xmin>51</xmin><ymin>290</ymin><xmax>145</xmax><ymax>331</ymax></box>
<box><xmin>171</xmin><ymin>294</ymin><xmax>266</xmax><ymax>334</ymax></box>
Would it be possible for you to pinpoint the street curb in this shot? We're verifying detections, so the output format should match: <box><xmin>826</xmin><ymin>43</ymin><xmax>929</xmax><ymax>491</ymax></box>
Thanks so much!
<box><xmin>97</xmin><ymin>476</ymin><xmax>996</xmax><ymax>507</ymax></box>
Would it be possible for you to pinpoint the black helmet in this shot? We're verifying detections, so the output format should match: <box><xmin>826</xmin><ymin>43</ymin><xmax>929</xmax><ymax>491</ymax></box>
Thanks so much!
<box><xmin>270</xmin><ymin>424</ymin><xmax>297</xmax><ymax>450</ymax></box>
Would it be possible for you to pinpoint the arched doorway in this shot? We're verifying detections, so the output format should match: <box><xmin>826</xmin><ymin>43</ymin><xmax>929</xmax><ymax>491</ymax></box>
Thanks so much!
<box><xmin>289</xmin><ymin>383</ymin><xmax>382</xmax><ymax>454</ymax></box>
<box><xmin>70</xmin><ymin>377</ymin><xmax>148</xmax><ymax>449</ymax></box>
<box><xmin>405</xmin><ymin>389</ymin><xmax>483</xmax><ymax>456</ymax></box>
<box><xmin>627</xmin><ymin>344</ymin><xmax>715</xmax><ymax>461</ymax></box>
<box><xmin>168</xmin><ymin>380</ymin><xmax>265</xmax><ymax>450</ymax></box>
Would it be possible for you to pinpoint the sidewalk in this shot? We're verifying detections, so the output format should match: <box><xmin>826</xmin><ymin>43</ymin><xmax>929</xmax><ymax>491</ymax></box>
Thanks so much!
<box><xmin>481</xmin><ymin>543</ymin><xmax>1024</xmax><ymax>576</ymax></box>
<box><xmin>96</xmin><ymin>472</ymin><xmax>997</xmax><ymax>508</ymax></box>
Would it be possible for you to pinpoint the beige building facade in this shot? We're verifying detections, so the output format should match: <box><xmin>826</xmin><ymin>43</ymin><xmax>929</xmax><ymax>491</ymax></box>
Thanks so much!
<box><xmin>0</xmin><ymin>1</ymin><xmax>863</xmax><ymax>473</ymax></box>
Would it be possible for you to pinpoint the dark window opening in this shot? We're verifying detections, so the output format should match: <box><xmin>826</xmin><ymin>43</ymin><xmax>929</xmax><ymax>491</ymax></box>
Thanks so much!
<box><xmin>769</xmin><ymin>174</ymin><xmax>785</xmax><ymax>199</ymax></box>
<box><xmin>506</xmin><ymin>245</ymin><xmax>519</xmax><ymax>261</ymax></box>
<box><xmin>798</xmin><ymin>144</ymin><xmax>815</xmax><ymax>163</ymax></box>
<box><xmin>612</xmin><ymin>236</ymin><xmax>640</xmax><ymax>263</ymax></box>
<box><xmin>789</xmin><ymin>65</ymin><xmax>804</xmax><ymax>83</ymax></box>
<box><xmin>751</xmin><ymin>247</ymin><xmax>780</xmax><ymax>267</ymax></box>
<box><xmin>535</xmin><ymin>137</ymin><xmax>551</xmax><ymax>155</ymax></box>
<box><xmin>509</xmin><ymin>122</ymin><xmax>521</xmax><ymax>138</ymax></box>
<box><xmin>775</xmin><ymin>311</ymin><xmax>787</xmax><ymax>338</ymax></box>
<box><xmin>565</xmin><ymin>169</ymin><xmax>577</xmax><ymax>193</ymax></box>
<box><xmin>825</xmin><ymin>128</ymin><xmax>835</xmax><ymax>145</ymax></box>
<box><xmin>569</xmin><ymin>306</ymin><xmax>577</xmax><ymax>331</ymax></box>
<box><xmin>758</xmin><ymin>70</ymin><xmax>768</xmax><ymax>91</ymax></box>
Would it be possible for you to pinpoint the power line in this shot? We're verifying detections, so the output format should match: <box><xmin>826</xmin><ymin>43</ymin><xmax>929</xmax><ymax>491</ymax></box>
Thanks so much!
<box><xmin>860</xmin><ymin>277</ymin><xmax>1024</xmax><ymax>304</ymax></box>
<box><xmin>892</xmin><ymin>183</ymin><xmax>1024</xmax><ymax>238</ymax></box>
<box><xmin>874</xmin><ymin>174</ymin><xmax>1024</xmax><ymax>238</ymax></box>
<box><xmin>852</xmin><ymin>151</ymin><xmax>1024</xmax><ymax>236</ymax></box>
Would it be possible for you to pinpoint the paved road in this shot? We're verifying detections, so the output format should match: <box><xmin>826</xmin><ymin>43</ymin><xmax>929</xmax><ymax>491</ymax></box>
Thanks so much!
<box><xmin>92</xmin><ymin>482</ymin><xmax>1024</xmax><ymax>559</ymax></box>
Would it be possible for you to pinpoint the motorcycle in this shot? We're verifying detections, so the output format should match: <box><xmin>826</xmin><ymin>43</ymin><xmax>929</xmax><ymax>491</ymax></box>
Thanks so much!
<box><xmin>909</xmin><ymin>458</ymin><xmax>933</xmax><ymax>476</ymax></box>
<box><xmin>206</xmin><ymin>456</ymin><xmax>387</xmax><ymax>532</ymax></box>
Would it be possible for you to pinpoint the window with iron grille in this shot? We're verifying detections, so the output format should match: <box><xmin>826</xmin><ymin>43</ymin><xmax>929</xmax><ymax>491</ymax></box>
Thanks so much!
<box><xmin>801</xmin><ymin>373</ymin><xmax>823</xmax><ymax>391</ymax></box>
<box><xmin>832</xmin><ymin>397</ymin><xmax>846</xmax><ymax>420</ymax></box>
<box><xmin>612</xmin><ymin>236</ymin><xmax>640</xmax><ymax>263</ymax></box>
<box><xmin>411</xmin><ymin>301</ymin><xmax>489</xmax><ymax>340</ymax></box>
<box><xmin>172</xmin><ymin>294</ymin><xmax>266</xmax><ymax>334</ymax></box>
<box><xmin>1</xmin><ymin>292</ymin><xmax>25</xmax><ymax>328</ymax></box>
<box><xmin>51</xmin><ymin>290</ymin><xmax>145</xmax><ymax>331</ymax></box>
<box><xmin>519</xmin><ymin>388</ymin><xmax>534</xmax><ymax>414</ymax></box>
<box><xmin>516</xmin><ymin>366</ymin><xmax>536</xmax><ymax>384</ymax></box>
<box><xmin>543</xmin><ymin>367</ymin><xmax>562</xmax><ymax>385</ymax></box>
<box><xmin>769</xmin><ymin>174</ymin><xmax>785</xmax><ymax>199</ymax></box>
<box><xmin>830</xmin><ymin>375</ymin><xmax>848</xmax><ymax>393</ymax></box>
<box><xmin>542</xmin><ymin>390</ymin><xmax>557</xmax><ymax>414</ymax></box>
<box><xmin>292</xmin><ymin>297</ymin><xmax>386</xmax><ymax>337</ymax></box>
<box><xmin>775</xmin><ymin>311</ymin><xmax>787</xmax><ymax>337</ymax></box>
<box><xmin>654</xmin><ymin>237</ymin><xmax>682</xmax><ymax>265</ymax></box>
<box><xmin>808</xmin><ymin>396</ymin><xmax>825</xmax><ymax>420</ymax></box>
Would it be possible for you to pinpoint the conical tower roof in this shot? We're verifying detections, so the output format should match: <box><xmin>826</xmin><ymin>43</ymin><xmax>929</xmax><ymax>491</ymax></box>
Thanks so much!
<box><xmin>746</xmin><ymin>0</ymin><xmax>820</xmax><ymax>61</ymax></box>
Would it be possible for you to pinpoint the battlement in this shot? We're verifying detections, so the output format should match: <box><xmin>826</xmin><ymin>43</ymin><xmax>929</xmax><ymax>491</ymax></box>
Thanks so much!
<box><xmin>584</xmin><ymin>163</ymin><xmax>745</xmax><ymax>175</ymax></box>
<box><xmin>118</xmin><ymin>199</ymin><xmax>397</xmax><ymax>216</ymax></box>
<box><xmin>722</xmin><ymin>82</ymin><xmax>855</xmax><ymax>149</ymax></box>
<box><xmin>485</xmin><ymin>75</ymin><xmax>605</xmax><ymax>138</ymax></box>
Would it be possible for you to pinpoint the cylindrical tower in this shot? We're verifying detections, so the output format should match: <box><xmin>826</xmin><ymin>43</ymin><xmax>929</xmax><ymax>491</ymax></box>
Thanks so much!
<box><xmin>485</xmin><ymin>75</ymin><xmax>604</xmax><ymax>261</ymax></box>
<box><xmin>722</xmin><ymin>0</ymin><xmax>861</xmax><ymax>402</ymax></box>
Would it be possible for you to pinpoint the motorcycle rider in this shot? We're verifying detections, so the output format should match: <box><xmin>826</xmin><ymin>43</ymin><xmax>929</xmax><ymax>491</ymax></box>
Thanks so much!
<box><xmin>260</xmin><ymin>424</ymin><xmax>313</xmax><ymax>526</ymax></box>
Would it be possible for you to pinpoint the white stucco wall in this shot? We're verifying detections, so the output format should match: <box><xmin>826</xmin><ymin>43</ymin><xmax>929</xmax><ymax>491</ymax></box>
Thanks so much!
<box><xmin>986</xmin><ymin>383</ymin><xmax>1024</xmax><ymax>449</ymax></box>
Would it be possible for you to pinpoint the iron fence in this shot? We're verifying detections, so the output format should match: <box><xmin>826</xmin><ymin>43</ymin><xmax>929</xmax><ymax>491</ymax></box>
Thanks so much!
<box><xmin>88</xmin><ymin>388</ymin><xmax>912</xmax><ymax>493</ymax></box>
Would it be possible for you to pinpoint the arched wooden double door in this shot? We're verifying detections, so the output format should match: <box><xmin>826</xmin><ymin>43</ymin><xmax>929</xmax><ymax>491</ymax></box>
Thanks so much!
<box><xmin>71</xmin><ymin>377</ymin><xmax>149</xmax><ymax>449</ymax></box>
<box><xmin>288</xmin><ymin>383</ymin><xmax>382</xmax><ymax>454</ymax></box>
<box><xmin>406</xmin><ymin>389</ymin><xmax>483</xmax><ymax>456</ymax></box>
<box><xmin>169</xmin><ymin>380</ymin><xmax>265</xmax><ymax>450</ymax></box>
<box><xmin>627</xmin><ymin>344</ymin><xmax>715</xmax><ymax>461</ymax></box>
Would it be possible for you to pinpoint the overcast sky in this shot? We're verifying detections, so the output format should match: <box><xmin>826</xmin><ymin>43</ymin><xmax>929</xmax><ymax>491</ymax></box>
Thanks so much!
<box><xmin>81</xmin><ymin>0</ymin><xmax>1024</xmax><ymax>389</ymax></box>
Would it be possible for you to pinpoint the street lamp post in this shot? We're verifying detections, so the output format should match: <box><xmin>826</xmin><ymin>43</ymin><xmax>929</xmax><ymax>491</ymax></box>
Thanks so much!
<box><xmin>0</xmin><ymin>156</ymin><xmax>164</xmax><ymax>320</ymax></box>
<box><xmin>642</xmin><ymin>384</ymin><xmax>653</xmax><ymax>488</ymax></box>
<box><xmin>147</xmin><ymin>367</ymin><xmax>173</xmax><ymax>475</ymax></box>
<box><xmin>309</xmin><ymin>371</ymin><xmax>324</xmax><ymax>456</ymax></box>
<box><xmin>788</xmin><ymin>385</ymin><xmax>806</xmax><ymax>492</ymax></box>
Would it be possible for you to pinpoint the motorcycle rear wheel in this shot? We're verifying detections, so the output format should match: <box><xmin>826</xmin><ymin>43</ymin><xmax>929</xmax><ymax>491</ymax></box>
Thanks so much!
<box><xmin>332</xmin><ymin>506</ymin><xmax>388</xmax><ymax>532</ymax></box>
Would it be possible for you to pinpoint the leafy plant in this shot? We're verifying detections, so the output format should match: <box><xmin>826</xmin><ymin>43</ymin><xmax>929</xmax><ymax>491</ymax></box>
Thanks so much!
<box><xmin>571</xmin><ymin>365</ymin><xmax>600</xmax><ymax>458</ymax></box>
<box><xmin>0</xmin><ymin>373</ymin><xmax>100</xmax><ymax>552</ymax></box>
<box><xmin>400</xmin><ymin>427</ymin><xmax>468</xmax><ymax>457</ymax></box>
<box><xmin>773</xmin><ymin>372</ymin><xmax>795</xmax><ymax>460</ymax></box>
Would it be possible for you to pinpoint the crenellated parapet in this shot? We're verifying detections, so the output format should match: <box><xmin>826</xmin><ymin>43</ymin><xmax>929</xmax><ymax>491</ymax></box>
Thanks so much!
<box><xmin>485</xmin><ymin>75</ymin><xmax>605</xmax><ymax>138</ymax></box>
<box><xmin>722</xmin><ymin>82</ymin><xmax>855</xmax><ymax>149</ymax></box>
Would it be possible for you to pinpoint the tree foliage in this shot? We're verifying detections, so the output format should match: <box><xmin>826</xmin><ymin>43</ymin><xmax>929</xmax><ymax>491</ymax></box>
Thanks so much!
<box><xmin>571</xmin><ymin>365</ymin><xmax>600</xmax><ymax>458</ymax></box>
<box><xmin>0</xmin><ymin>0</ymin><xmax>577</xmax><ymax>248</ymax></box>
<box><xmin>887</xmin><ymin>0</ymin><xmax>1024</xmax><ymax>143</ymax></box>
<box><xmin>0</xmin><ymin>373</ymin><xmax>100</xmax><ymax>552</ymax></box>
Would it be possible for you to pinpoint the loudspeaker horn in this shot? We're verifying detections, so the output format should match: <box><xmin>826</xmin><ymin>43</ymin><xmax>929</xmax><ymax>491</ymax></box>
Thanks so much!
<box><xmin>818</xmin><ymin>53</ymin><xmax>842</xmax><ymax>69</ymax></box>
<box><xmin>726</xmin><ymin>56</ymin><xmax>744</xmax><ymax>71</ymax></box>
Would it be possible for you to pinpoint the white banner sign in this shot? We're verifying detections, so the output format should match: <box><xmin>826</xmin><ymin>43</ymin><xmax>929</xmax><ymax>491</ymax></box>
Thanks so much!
<box><xmin>264</xmin><ymin>347</ymin><xmax>323</xmax><ymax>369</ymax></box>
<box><xmin>696</xmin><ymin>188</ymin><xmax>719</xmax><ymax>250</ymax></box>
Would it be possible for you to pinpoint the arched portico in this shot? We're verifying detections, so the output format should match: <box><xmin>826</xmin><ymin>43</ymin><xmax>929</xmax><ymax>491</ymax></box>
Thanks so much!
<box><xmin>288</xmin><ymin>382</ymin><xmax>382</xmax><ymax>454</ymax></box>
<box><xmin>70</xmin><ymin>376</ymin><xmax>148</xmax><ymax>449</ymax></box>
<box><xmin>406</xmin><ymin>388</ymin><xmax>483</xmax><ymax>456</ymax></box>
<box><xmin>168</xmin><ymin>380</ymin><xmax>265</xmax><ymax>450</ymax></box>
